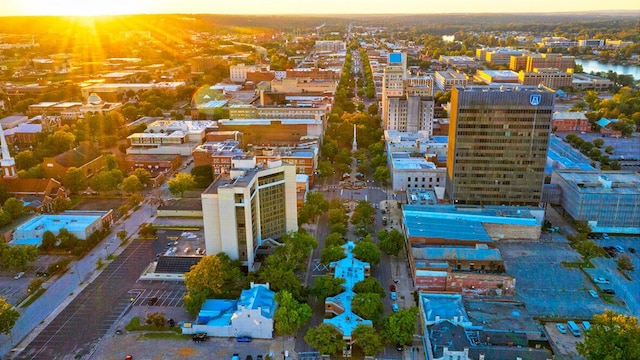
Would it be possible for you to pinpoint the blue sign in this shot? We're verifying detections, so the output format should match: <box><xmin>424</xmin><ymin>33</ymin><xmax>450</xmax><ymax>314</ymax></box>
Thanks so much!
<box><xmin>529</xmin><ymin>93</ymin><xmax>542</xmax><ymax>106</ymax></box>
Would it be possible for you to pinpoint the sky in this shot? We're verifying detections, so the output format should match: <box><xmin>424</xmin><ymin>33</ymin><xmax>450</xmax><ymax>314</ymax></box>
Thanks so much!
<box><xmin>0</xmin><ymin>0</ymin><xmax>639</xmax><ymax>16</ymax></box>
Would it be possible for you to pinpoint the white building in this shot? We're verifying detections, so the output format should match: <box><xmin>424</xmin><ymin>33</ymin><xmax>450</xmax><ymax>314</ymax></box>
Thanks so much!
<box><xmin>229</xmin><ymin>64</ymin><xmax>270</xmax><ymax>83</ymax></box>
<box><xmin>182</xmin><ymin>283</ymin><xmax>276</xmax><ymax>339</ymax></box>
<box><xmin>201</xmin><ymin>157</ymin><xmax>298</xmax><ymax>270</ymax></box>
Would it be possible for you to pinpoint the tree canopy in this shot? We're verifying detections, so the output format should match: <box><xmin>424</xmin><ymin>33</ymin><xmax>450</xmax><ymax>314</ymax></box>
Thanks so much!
<box><xmin>304</xmin><ymin>324</ymin><xmax>346</xmax><ymax>356</ymax></box>
<box><xmin>577</xmin><ymin>310</ymin><xmax>640</xmax><ymax>360</ymax></box>
<box><xmin>273</xmin><ymin>290</ymin><xmax>312</xmax><ymax>335</ymax></box>
<box><xmin>351</xmin><ymin>292</ymin><xmax>384</xmax><ymax>324</ymax></box>
<box><xmin>353</xmin><ymin>236</ymin><xmax>381</xmax><ymax>265</ymax></box>
<box><xmin>383</xmin><ymin>307</ymin><xmax>419</xmax><ymax>346</ymax></box>
<box><xmin>352</xmin><ymin>324</ymin><xmax>384</xmax><ymax>356</ymax></box>
<box><xmin>168</xmin><ymin>173</ymin><xmax>196</xmax><ymax>197</ymax></box>
<box><xmin>0</xmin><ymin>298</ymin><xmax>19</xmax><ymax>335</ymax></box>
<box><xmin>378</xmin><ymin>228</ymin><xmax>405</xmax><ymax>256</ymax></box>
<box><xmin>353</xmin><ymin>277</ymin><xmax>385</xmax><ymax>298</ymax></box>
<box><xmin>312</xmin><ymin>275</ymin><xmax>345</xmax><ymax>300</ymax></box>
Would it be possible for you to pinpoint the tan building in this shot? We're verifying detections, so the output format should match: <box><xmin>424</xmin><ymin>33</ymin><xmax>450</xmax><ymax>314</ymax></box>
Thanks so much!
<box><xmin>434</xmin><ymin>71</ymin><xmax>468</xmax><ymax>92</ymax></box>
<box><xmin>518</xmin><ymin>68</ymin><xmax>573</xmax><ymax>89</ymax></box>
<box><xmin>525</xmin><ymin>53</ymin><xmax>575</xmax><ymax>72</ymax></box>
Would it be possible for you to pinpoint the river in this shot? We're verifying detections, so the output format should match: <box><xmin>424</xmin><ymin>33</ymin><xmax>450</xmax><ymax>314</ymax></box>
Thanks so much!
<box><xmin>576</xmin><ymin>59</ymin><xmax>640</xmax><ymax>80</ymax></box>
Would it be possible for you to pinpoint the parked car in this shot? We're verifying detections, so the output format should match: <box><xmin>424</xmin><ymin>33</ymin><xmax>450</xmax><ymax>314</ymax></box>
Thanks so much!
<box><xmin>125</xmin><ymin>356</ymin><xmax>133</xmax><ymax>360</ymax></box>
<box><xmin>602</xmin><ymin>233</ymin><xmax>610</xmax><ymax>240</ymax></box>
<box><xmin>629</xmin><ymin>248</ymin><xmax>636</xmax><ymax>254</ymax></box>
<box><xmin>614</xmin><ymin>245</ymin><xmax>624</xmax><ymax>253</ymax></box>
<box><xmin>593</xmin><ymin>277</ymin><xmax>610</xmax><ymax>284</ymax></box>
<box><xmin>231</xmin><ymin>354</ymin><xmax>240</xmax><ymax>360</ymax></box>
<box><xmin>390</xmin><ymin>291</ymin><xmax>397</xmax><ymax>301</ymax></box>
<box><xmin>245</xmin><ymin>356</ymin><xmax>253</xmax><ymax>360</ymax></box>
<box><xmin>602</xmin><ymin>289</ymin><xmax>616</xmax><ymax>295</ymax></box>
<box><xmin>392</xmin><ymin>303</ymin><xmax>399</xmax><ymax>312</ymax></box>
<box><xmin>192</xmin><ymin>333</ymin><xmax>208</xmax><ymax>342</ymax></box>
<box><xmin>389</xmin><ymin>284</ymin><xmax>396</xmax><ymax>292</ymax></box>
<box><xmin>588</xmin><ymin>290</ymin><xmax>599</xmax><ymax>298</ymax></box>
<box><xmin>236</xmin><ymin>335</ymin><xmax>252</xmax><ymax>342</ymax></box>
<box><xmin>256</xmin><ymin>356</ymin><xmax>263</xmax><ymax>360</ymax></box>
<box><xmin>147</xmin><ymin>297</ymin><xmax>158</xmax><ymax>306</ymax></box>
<box><xmin>556</xmin><ymin>323</ymin><xmax>567</xmax><ymax>334</ymax></box>
<box><xmin>396</xmin><ymin>344</ymin><xmax>403</xmax><ymax>351</ymax></box>
<box><xmin>582</xmin><ymin>321</ymin><xmax>591</xmax><ymax>331</ymax></box>
<box><xmin>13</xmin><ymin>272</ymin><xmax>24</xmax><ymax>280</ymax></box>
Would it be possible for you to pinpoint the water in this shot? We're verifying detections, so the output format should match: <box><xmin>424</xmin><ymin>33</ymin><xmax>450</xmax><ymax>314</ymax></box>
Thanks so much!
<box><xmin>576</xmin><ymin>59</ymin><xmax>640</xmax><ymax>80</ymax></box>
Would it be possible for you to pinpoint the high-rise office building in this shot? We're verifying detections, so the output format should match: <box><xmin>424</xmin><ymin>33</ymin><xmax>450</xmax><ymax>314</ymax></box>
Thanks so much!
<box><xmin>201</xmin><ymin>156</ymin><xmax>298</xmax><ymax>269</ymax></box>
<box><xmin>446</xmin><ymin>86</ymin><xmax>554</xmax><ymax>206</ymax></box>
<box><xmin>382</xmin><ymin>53</ymin><xmax>434</xmax><ymax>133</ymax></box>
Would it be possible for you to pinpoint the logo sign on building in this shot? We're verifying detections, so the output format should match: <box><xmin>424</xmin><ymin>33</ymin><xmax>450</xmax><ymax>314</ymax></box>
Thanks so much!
<box><xmin>529</xmin><ymin>93</ymin><xmax>542</xmax><ymax>106</ymax></box>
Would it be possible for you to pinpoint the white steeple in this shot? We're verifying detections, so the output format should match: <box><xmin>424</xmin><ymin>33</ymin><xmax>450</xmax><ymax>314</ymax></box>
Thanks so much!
<box><xmin>0</xmin><ymin>124</ymin><xmax>17</xmax><ymax>178</ymax></box>
<box><xmin>352</xmin><ymin>124</ymin><xmax>357</xmax><ymax>153</ymax></box>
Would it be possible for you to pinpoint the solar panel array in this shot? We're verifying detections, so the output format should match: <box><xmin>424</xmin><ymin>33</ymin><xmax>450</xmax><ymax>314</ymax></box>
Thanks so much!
<box><xmin>155</xmin><ymin>256</ymin><xmax>202</xmax><ymax>274</ymax></box>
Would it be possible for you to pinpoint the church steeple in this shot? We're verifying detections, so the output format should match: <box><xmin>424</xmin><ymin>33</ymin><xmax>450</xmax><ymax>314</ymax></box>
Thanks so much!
<box><xmin>352</xmin><ymin>124</ymin><xmax>357</xmax><ymax>153</ymax></box>
<box><xmin>0</xmin><ymin>124</ymin><xmax>17</xmax><ymax>179</ymax></box>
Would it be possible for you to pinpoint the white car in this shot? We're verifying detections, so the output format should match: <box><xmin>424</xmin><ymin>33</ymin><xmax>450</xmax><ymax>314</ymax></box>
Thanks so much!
<box><xmin>556</xmin><ymin>323</ymin><xmax>567</xmax><ymax>334</ymax></box>
<box><xmin>593</xmin><ymin>277</ymin><xmax>610</xmax><ymax>284</ymax></box>
<box><xmin>614</xmin><ymin>245</ymin><xmax>624</xmax><ymax>253</ymax></box>
<box><xmin>588</xmin><ymin>290</ymin><xmax>599</xmax><ymax>298</ymax></box>
<box><xmin>13</xmin><ymin>272</ymin><xmax>25</xmax><ymax>280</ymax></box>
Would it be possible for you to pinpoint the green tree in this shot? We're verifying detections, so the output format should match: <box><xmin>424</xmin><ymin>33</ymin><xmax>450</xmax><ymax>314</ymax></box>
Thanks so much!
<box><xmin>215</xmin><ymin>253</ymin><xmax>247</xmax><ymax>299</ymax></box>
<box><xmin>90</xmin><ymin>170</ymin><xmax>123</xmax><ymax>192</ymax></box>
<box><xmin>104</xmin><ymin>154</ymin><xmax>118</xmax><ymax>170</ymax></box>
<box><xmin>145</xmin><ymin>312</ymin><xmax>167</xmax><ymax>328</ymax></box>
<box><xmin>184</xmin><ymin>255</ymin><xmax>225</xmax><ymax>314</ymax></box>
<box><xmin>330</xmin><ymin>223</ymin><xmax>348</xmax><ymax>236</ymax></box>
<box><xmin>133</xmin><ymin>168</ymin><xmax>152</xmax><ymax>186</ymax></box>
<box><xmin>328</xmin><ymin>208</ymin><xmax>349</xmax><ymax>227</ymax></box>
<box><xmin>372</xmin><ymin>166</ymin><xmax>390</xmax><ymax>185</ymax></box>
<box><xmin>324</xmin><ymin>233</ymin><xmax>345</xmax><ymax>248</ymax></box>
<box><xmin>577</xmin><ymin>310</ymin><xmax>640</xmax><ymax>360</ymax></box>
<box><xmin>258</xmin><ymin>265</ymin><xmax>303</xmax><ymax>300</ymax></box>
<box><xmin>352</xmin><ymin>324</ymin><xmax>384</xmax><ymax>356</ymax></box>
<box><xmin>0</xmin><ymin>184</ymin><xmax>8</xmax><ymax>205</ymax></box>
<box><xmin>52</xmin><ymin>196</ymin><xmax>72</xmax><ymax>213</ymax></box>
<box><xmin>383</xmin><ymin>307</ymin><xmax>419</xmax><ymax>346</ymax></box>
<box><xmin>14</xmin><ymin>150</ymin><xmax>40</xmax><ymax>171</ymax></box>
<box><xmin>117</xmin><ymin>230</ymin><xmax>128</xmax><ymax>243</ymax></box>
<box><xmin>312</xmin><ymin>275</ymin><xmax>345</xmax><ymax>300</ymax></box>
<box><xmin>0</xmin><ymin>243</ymin><xmax>38</xmax><ymax>271</ymax></box>
<box><xmin>353</xmin><ymin>236</ymin><xmax>381</xmax><ymax>265</ymax></box>
<box><xmin>593</xmin><ymin>138</ymin><xmax>605</xmax><ymax>148</ymax></box>
<box><xmin>0</xmin><ymin>298</ymin><xmax>19</xmax><ymax>335</ymax></box>
<box><xmin>121</xmin><ymin>175</ymin><xmax>143</xmax><ymax>194</ymax></box>
<box><xmin>351</xmin><ymin>292</ymin><xmax>384</xmax><ymax>323</ymax></box>
<box><xmin>273</xmin><ymin>290</ymin><xmax>312</xmax><ymax>335</ymax></box>
<box><xmin>378</xmin><ymin>228</ymin><xmax>404</xmax><ymax>256</ymax></box>
<box><xmin>63</xmin><ymin>167</ymin><xmax>87</xmax><ymax>194</ymax></box>
<box><xmin>3</xmin><ymin>197</ymin><xmax>25</xmax><ymax>220</ymax></box>
<box><xmin>350</xmin><ymin>200</ymin><xmax>375</xmax><ymax>232</ymax></box>
<box><xmin>0</xmin><ymin>210</ymin><xmax>10</xmax><ymax>227</ymax></box>
<box><xmin>353</xmin><ymin>277</ymin><xmax>385</xmax><ymax>298</ymax></box>
<box><xmin>320</xmin><ymin>245</ymin><xmax>346</xmax><ymax>265</ymax></box>
<box><xmin>304</xmin><ymin>324</ymin><xmax>346</xmax><ymax>356</ymax></box>
<box><xmin>168</xmin><ymin>173</ymin><xmax>196</xmax><ymax>197</ymax></box>
<box><xmin>40</xmin><ymin>230</ymin><xmax>57</xmax><ymax>250</ymax></box>
<box><xmin>617</xmin><ymin>254</ymin><xmax>635</xmax><ymax>271</ymax></box>
<box><xmin>191</xmin><ymin>165</ymin><xmax>214</xmax><ymax>188</ymax></box>
<box><xmin>56</xmin><ymin>228</ymin><xmax>79</xmax><ymax>250</ymax></box>
<box><xmin>298</xmin><ymin>192</ymin><xmax>329</xmax><ymax>224</ymax></box>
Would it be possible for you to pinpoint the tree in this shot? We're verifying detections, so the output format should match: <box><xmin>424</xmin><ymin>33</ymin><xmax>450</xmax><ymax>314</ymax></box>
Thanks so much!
<box><xmin>351</xmin><ymin>292</ymin><xmax>384</xmax><ymax>323</ymax></box>
<box><xmin>593</xmin><ymin>138</ymin><xmax>605</xmax><ymax>148</ymax></box>
<box><xmin>64</xmin><ymin>167</ymin><xmax>87</xmax><ymax>194</ymax></box>
<box><xmin>298</xmin><ymin>192</ymin><xmax>329</xmax><ymax>224</ymax></box>
<box><xmin>0</xmin><ymin>243</ymin><xmax>38</xmax><ymax>271</ymax></box>
<box><xmin>40</xmin><ymin>230</ymin><xmax>57</xmax><ymax>250</ymax></box>
<box><xmin>617</xmin><ymin>254</ymin><xmax>635</xmax><ymax>271</ymax></box>
<box><xmin>372</xmin><ymin>166</ymin><xmax>390</xmax><ymax>185</ymax></box>
<box><xmin>352</xmin><ymin>324</ymin><xmax>384</xmax><ymax>356</ymax></box>
<box><xmin>330</xmin><ymin>223</ymin><xmax>348</xmax><ymax>236</ymax></box>
<box><xmin>378</xmin><ymin>228</ymin><xmax>405</xmax><ymax>256</ymax></box>
<box><xmin>350</xmin><ymin>200</ymin><xmax>375</xmax><ymax>232</ymax></box>
<box><xmin>320</xmin><ymin>245</ymin><xmax>346</xmax><ymax>265</ymax></box>
<box><xmin>324</xmin><ymin>233</ymin><xmax>345</xmax><ymax>248</ymax></box>
<box><xmin>168</xmin><ymin>173</ymin><xmax>196</xmax><ymax>197</ymax></box>
<box><xmin>0</xmin><ymin>184</ymin><xmax>8</xmax><ymax>205</ymax></box>
<box><xmin>328</xmin><ymin>208</ymin><xmax>349</xmax><ymax>227</ymax></box>
<box><xmin>133</xmin><ymin>168</ymin><xmax>152</xmax><ymax>186</ymax></box>
<box><xmin>258</xmin><ymin>265</ymin><xmax>304</xmax><ymax>300</ymax></box>
<box><xmin>121</xmin><ymin>175</ymin><xmax>143</xmax><ymax>194</ymax></box>
<box><xmin>145</xmin><ymin>312</ymin><xmax>167</xmax><ymax>328</ymax></box>
<box><xmin>383</xmin><ymin>307</ymin><xmax>419</xmax><ymax>346</ymax></box>
<box><xmin>117</xmin><ymin>230</ymin><xmax>128</xmax><ymax>243</ymax></box>
<box><xmin>91</xmin><ymin>170</ymin><xmax>123</xmax><ymax>192</ymax></box>
<box><xmin>576</xmin><ymin>310</ymin><xmax>640</xmax><ymax>360</ymax></box>
<box><xmin>304</xmin><ymin>324</ymin><xmax>346</xmax><ymax>356</ymax></box>
<box><xmin>312</xmin><ymin>275</ymin><xmax>345</xmax><ymax>300</ymax></box>
<box><xmin>353</xmin><ymin>236</ymin><xmax>381</xmax><ymax>265</ymax></box>
<box><xmin>52</xmin><ymin>196</ymin><xmax>72</xmax><ymax>213</ymax></box>
<box><xmin>3</xmin><ymin>197</ymin><xmax>25</xmax><ymax>220</ymax></box>
<box><xmin>14</xmin><ymin>150</ymin><xmax>40</xmax><ymax>171</ymax></box>
<box><xmin>191</xmin><ymin>165</ymin><xmax>214</xmax><ymax>188</ymax></box>
<box><xmin>0</xmin><ymin>298</ymin><xmax>19</xmax><ymax>335</ymax></box>
<box><xmin>183</xmin><ymin>255</ymin><xmax>225</xmax><ymax>314</ymax></box>
<box><xmin>273</xmin><ymin>290</ymin><xmax>312</xmax><ymax>335</ymax></box>
<box><xmin>353</xmin><ymin>277</ymin><xmax>385</xmax><ymax>298</ymax></box>
<box><xmin>0</xmin><ymin>210</ymin><xmax>10</xmax><ymax>227</ymax></box>
<box><xmin>104</xmin><ymin>154</ymin><xmax>118</xmax><ymax>170</ymax></box>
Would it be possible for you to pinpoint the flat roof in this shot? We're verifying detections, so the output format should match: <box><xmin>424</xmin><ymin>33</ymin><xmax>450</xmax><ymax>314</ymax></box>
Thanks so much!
<box><xmin>218</xmin><ymin>119</ymin><xmax>322</xmax><ymax>126</ymax></box>
<box><xmin>554</xmin><ymin>170</ymin><xmax>640</xmax><ymax>195</ymax></box>
<box><xmin>412</xmin><ymin>245</ymin><xmax>502</xmax><ymax>262</ymax></box>
<box><xmin>392</xmin><ymin>158</ymin><xmax>436</xmax><ymax>170</ymax></box>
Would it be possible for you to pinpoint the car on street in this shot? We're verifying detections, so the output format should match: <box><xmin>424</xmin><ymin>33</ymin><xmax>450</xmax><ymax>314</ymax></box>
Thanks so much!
<box><xmin>396</xmin><ymin>344</ymin><xmax>403</xmax><ymax>351</ymax></box>
<box><xmin>390</xmin><ymin>291</ymin><xmax>397</xmax><ymax>300</ymax></box>
<box><xmin>602</xmin><ymin>233</ymin><xmax>610</xmax><ymax>240</ymax></box>
<box><xmin>629</xmin><ymin>248</ymin><xmax>636</xmax><ymax>254</ymax></box>
<box><xmin>245</xmin><ymin>356</ymin><xmax>253</xmax><ymax>360</ymax></box>
<box><xmin>236</xmin><ymin>335</ymin><xmax>252</xmax><ymax>342</ymax></box>
<box><xmin>588</xmin><ymin>290</ymin><xmax>599</xmax><ymax>298</ymax></box>
<box><xmin>256</xmin><ymin>356</ymin><xmax>263</xmax><ymax>360</ymax></box>
<box><xmin>392</xmin><ymin>303</ymin><xmax>399</xmax><ymax>312</ymax></box>
<box><xmin>231</xmin><ymin>354</ymin><xmax>240</xmax><ymax>360</ymax></box>
<box><xmin>614</xmin><ymin>245</ymin><xmax>624</xmax><ymax>253</ymax></box>
<box><xmin>192</xmin><ymin>333</ymin><xmax>208</xmax><ymax>342</ymax></box>
<box><xmin>593</xmin><ymin>277</ymin><xmax>610</xmax><ymax>284</ymax></box>
<box><xmin>147</xmin><ymin>296</ymin><xmax>158</xmax><ymax>306</ymax></box>
<box><xmin>602</xmin><ymin>289</ymin><xmax>616</xmax><ymax>295</ymax></box>
<box><xmin>389</xmin><ymin>284</ymin><xmax>396</xmax><ymax>292</ymax></box>
<box><xmin>556</xmin><ymin>323</ymin><xmax>567</xmax><ymax>334</ymax></box>
<box><xmin>13</xmin><ymin>272</ymin><xmax>24</xmax><ymax>280</ymax></box>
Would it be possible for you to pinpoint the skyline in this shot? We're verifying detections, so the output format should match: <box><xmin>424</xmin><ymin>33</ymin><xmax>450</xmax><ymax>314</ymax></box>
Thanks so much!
<box><xmin>0</xmin><ymin>0</ymin><xmax>639</xmax><ymax>16</ymax></box>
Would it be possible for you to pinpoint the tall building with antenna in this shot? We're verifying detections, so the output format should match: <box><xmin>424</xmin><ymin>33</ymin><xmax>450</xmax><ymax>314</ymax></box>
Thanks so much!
<box><xmin>0</xmin><ymin>125</ymin><xmax>17</xmax><ymax>179</ymax></box>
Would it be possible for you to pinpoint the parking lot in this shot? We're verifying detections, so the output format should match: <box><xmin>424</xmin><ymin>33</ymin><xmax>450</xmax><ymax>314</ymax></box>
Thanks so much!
<box><xmin>498</xmin><ymin>241</ymin><xmax>628</xmax><ymax>319</ymax></box>
<box><xmin>92</xmin><ymin>306</ymin><xmax>272</xmax><ymax>360</ymax></box>
<box><xmin>544</xmin><ymin>322</ymin><xmax>586</xmax><ymax>360</ymax></box>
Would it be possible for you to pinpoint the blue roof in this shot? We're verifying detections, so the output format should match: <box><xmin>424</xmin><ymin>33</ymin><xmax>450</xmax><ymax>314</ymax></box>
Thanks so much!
<box><xmin>546</xmin><ymin>135</ymin><xmax>595</xmax><ymax>174</ymax></box>
<box><xmin>197</xmin><ymin>299</ymin><xmax>237</xmax><ymax>326</ymax></box>
<box><xmin>324</xmin><ymin>242</ymin><xmax>373</xmax><ymax>337</ymax></box>
<box><xmin>412</xmin><ymin>246</ymin><xmax>502</xmax><ymax>262</ymax></box>
<box><xmin>200</xmin><ymin>100</ymin><xmax>228</xmax><ymax>109</ymax></box>
<box><xmin>238</xmin><ymin>285</ymin><xmax>276</xmax><ymax>319</ymax></box>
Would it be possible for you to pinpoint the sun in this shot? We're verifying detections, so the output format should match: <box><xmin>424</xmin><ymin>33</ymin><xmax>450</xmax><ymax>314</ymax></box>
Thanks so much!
<box><xmin>22</xmin><ymin>0</ymin><xmax>147</xmax><ymax>16</ymax></box>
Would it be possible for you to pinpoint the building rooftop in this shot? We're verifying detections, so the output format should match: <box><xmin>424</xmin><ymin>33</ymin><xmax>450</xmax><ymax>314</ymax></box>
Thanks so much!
<box><xmin>420</xmin><ymin>293</ymin><xmax>469</xmax><ymax>326</ymax></box>
<box><xmin>554</xmin><ymin>170</ymin><xmax>640</xmax><ymax>195</ymax></box>
<box><xmin>412</xmin><ymin>244</ymin><xmax>502</xmax><ymax>262</ymax></box>
<box><xmin>546</xmin><ymin>135</ymin><xmax>595</xmax><ymax>174</ymax></box>
<box><xmin>552</xmin><ymin>111</ymin><xmax>587</xmax><ymax>120</ymax></box>
<box><xmin>237</xmin><ymin>284</ymin><xmax>276</xmax><ymax>319</ymax></box>
<box><xmin>392</xmin><ymin>158</ymin><xmax>436</xmax><ymax>170</ymax></box>
<box><xmin>10</xmin><ymin>211</ymin><xmax>109</xmax><ymax>246</ymax></box>
<box><xmin>218</xmin><ymin>118</ymin><xmax>322</xmax><ymax>126</ymax></box>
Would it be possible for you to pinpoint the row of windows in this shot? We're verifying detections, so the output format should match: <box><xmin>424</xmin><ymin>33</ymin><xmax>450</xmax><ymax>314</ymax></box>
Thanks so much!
<box><xmin>407</xmin><ymin>177</ymin><xmax>442</xmax><ymax>183</ymax></box>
